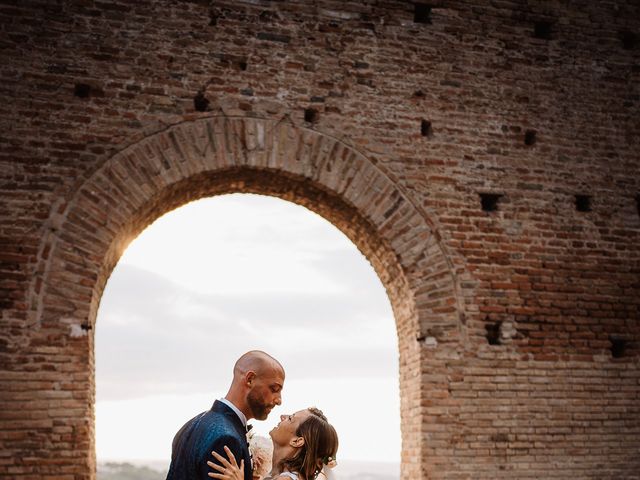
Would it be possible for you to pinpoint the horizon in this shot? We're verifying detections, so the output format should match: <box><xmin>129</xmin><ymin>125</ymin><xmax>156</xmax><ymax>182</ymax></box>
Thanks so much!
<box><xmin>97</xmin><ymin>457</ymin><xmax>401</xmax><ymax>478</ymax></box>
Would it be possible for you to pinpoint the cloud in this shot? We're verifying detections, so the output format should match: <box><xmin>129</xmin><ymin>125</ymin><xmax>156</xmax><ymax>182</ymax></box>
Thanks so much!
<box><xmin>120</xmin><ymin>194</ymin><xmax>359</xmax><ymax>296</ymax></box>
<box><xmin>96</xmin><ymin>264</ymin><xmax>397</xmax><ymax>401</ymax></box>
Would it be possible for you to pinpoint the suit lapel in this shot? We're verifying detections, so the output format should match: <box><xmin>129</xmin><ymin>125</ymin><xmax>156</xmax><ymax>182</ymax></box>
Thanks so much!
<box><xmin>211</xmin><ymin>400</ymin><xmax>253</xmax><ymax>479</ymax></box>
<box><xmin>211</xmin><ymin>400</ymin><xmax>247</xmax><ymax>437</ymax></box>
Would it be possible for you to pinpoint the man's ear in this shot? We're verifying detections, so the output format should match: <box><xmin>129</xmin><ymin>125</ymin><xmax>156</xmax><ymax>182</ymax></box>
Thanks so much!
<box><xmin>290</xmin><ymin>436</ymin><xmax>305</xmax><ymax>448</ymax></box>
<box><xmin>246</xmin><ymin>371</ymin><xmax>256</xmax><ymax>387</ymax></box>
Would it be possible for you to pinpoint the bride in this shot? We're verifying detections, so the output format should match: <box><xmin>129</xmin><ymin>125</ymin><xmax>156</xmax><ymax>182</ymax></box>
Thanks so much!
<box><xmin>207</xmin><ymin>407</ymin><xmax>338</xmax><ymax>480</ymax></box>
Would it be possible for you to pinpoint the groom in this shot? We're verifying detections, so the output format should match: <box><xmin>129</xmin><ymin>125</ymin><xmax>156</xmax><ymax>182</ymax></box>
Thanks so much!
<box><xmin>166</xmin><ymin>351</ymin><xmax>285</xmax><ymax>480</ymax></box>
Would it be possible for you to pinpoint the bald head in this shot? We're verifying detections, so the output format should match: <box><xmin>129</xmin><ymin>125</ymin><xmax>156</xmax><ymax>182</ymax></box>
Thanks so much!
<box><xmin>233</xmin><ymin>350</ymin><xmax>284</xmax><ymax>381</ymax></box>
<box><xmin>226</xmin><ymin>351</ymin><xmax>285</xmax><ymax>421</ymax></box>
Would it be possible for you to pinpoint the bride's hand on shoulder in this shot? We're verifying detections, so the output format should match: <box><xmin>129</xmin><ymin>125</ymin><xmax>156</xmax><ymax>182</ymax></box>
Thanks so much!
<box><xmin>207</xmin><ymin>445</ymin><xmax>244</xmax><ymax>480</ymax></box>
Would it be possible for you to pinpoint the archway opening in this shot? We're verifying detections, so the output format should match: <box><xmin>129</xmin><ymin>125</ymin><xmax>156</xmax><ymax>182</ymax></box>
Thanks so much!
<box><xmin>30</xmin><ymin>117</ymin><xmax>461</xmax><ymax>479</ymax></box>
<box><xmin>95</xmin><ymin>193</ymin><xmax>401</xmax><ymax>478</ymax></box>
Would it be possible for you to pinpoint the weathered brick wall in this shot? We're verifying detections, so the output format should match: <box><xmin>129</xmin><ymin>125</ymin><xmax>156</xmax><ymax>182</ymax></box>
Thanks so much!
<box><xmin>1</xmin><ymin>1</ymin><xmax>639</xmax><ymax>479</ymax></box>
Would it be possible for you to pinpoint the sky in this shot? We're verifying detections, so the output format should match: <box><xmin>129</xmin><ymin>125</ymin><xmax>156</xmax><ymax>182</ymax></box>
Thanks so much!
<box><xmin>94</xmin><ymin>193</ymin><xmax>400</xmax><ymax>465</ymax></box>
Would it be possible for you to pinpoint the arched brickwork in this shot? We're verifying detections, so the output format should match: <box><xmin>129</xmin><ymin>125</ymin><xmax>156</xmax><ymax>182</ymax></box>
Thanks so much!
<box><xmin>27</xmin><ymin>115</ymin><xmax>462</xmax><ymax>478</ymax></box>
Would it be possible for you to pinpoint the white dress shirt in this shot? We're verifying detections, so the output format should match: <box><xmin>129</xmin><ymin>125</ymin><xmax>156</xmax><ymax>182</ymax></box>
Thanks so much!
<box><xmin>219</xmin><ymin>397</ymin><xmax>248</xmax><ymax>430</ymax></box>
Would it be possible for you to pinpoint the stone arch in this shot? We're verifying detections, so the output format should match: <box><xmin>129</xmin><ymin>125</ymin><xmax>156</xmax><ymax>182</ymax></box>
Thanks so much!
<box><xmin>29</xmin><ymin>115</ymin><xmax>462</xmax><ymax>478</ymax></box>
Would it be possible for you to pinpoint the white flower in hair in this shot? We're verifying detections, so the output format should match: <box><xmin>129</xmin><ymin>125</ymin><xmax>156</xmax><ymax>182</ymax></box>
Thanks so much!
<box><xmin>319</xmin><ymin>456</ymin><xmax>337</xmax><ymax>480</ymax></box>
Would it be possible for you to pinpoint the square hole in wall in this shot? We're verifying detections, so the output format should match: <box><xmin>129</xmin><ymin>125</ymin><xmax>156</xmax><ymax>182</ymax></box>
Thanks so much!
<box><xmin>480</xmin><ymin>193</ymin><xmax>502</xmax><ymax>212</ymax></box>
<box><xmin>421</xmin><ymin>119</ymin><xmax>432</xmax><ymax>137</ymax></box>
<box><xmin>619</xmin><ymin>30</ymin><xmax>637</xmax><ymax>50</ymax></box>
<box><xmin>74</xmin><ymin>83</ymin><xmax>91</xmax><ymax>98</ymax></box>
<box><xmin>524</xmin><ymin>130</ymin><xmax>537</xmax><ymax>146</ymax></box>
<box><xmin>194</xmin><ymin>92</ymin><xmax>210</xmax><ymax>112</ymax></box>
<box><xmin>486</xmin><ymin>321</ymin><xmax>502</xmax><ymax>345</ymax></box>
<box><xmin>414</xmin><ymin>3</ymin><xmax>432</xmax><ymax>24</ymax></box>
<box><xmin>534</xmin><ymin>21</ymin><xmax>552</xmax><ymax>40</ymax></box>
<box><xmin>610</xmin><ymin>336</ymin><xmax>628</xmax><ymax>358</ymax></box>
<box><xmin>575</xmin><ymin>194</ymin><xmax>591</xmax><ymax>212</ymax></box>
<box><xmin>304</xmin><ymin>108</ymin><xmax>318</xmax><ymax>123</ymax></box>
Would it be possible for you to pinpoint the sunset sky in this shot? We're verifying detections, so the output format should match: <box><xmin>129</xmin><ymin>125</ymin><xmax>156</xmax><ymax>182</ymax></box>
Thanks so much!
<box><xmin>94</xmin><ymin>193</ymin><xmax>400</xmax><ymax>465</ymax></box>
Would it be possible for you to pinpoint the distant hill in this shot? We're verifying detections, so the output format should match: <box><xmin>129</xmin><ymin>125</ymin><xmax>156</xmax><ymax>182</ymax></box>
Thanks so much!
<box><xmin>98</xmin><ymin>462</ymin><xmax>167</xmax><ymax>480</ymax></box>
<box><xmin>330</xmin><ymin>459</ymin><xmax>399</xmax><ymax>480</ymax></box>
<box><xmin>97</xmin><ymin>459</ymin><xmax>399</xmax><ymax>480</ymax></box>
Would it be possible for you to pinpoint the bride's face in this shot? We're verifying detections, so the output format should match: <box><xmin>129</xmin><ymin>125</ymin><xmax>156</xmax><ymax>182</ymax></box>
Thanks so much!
<box><xmin>269</xmin><ymin>409</ymin><xmax>312</xmax><ymax>447</ymax></box>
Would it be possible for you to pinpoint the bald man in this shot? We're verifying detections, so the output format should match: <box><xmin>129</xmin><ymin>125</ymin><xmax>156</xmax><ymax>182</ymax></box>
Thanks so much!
<box><xmin>166</xmin><ymin>351</ymin><xmax>285</xmax><ymax>480</ymax></box>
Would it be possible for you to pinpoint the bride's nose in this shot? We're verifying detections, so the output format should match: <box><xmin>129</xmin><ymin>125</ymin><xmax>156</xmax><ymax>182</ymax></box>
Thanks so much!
<box><xmin>280</xmin><ymin>414</ymin><xmax>286</xmax><ymax>421</ymax></box>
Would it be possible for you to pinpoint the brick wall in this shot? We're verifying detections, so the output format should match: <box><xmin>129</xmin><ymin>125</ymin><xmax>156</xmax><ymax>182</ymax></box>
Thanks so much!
<box><xmin>1</xmin><ymin>1</ymin><xmax>638</xmax><ymax>478</ymax></box>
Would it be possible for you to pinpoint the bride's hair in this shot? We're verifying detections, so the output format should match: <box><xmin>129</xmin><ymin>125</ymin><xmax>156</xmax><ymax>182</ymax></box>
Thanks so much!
<box><xmin>280</xmin><ymin>407</ymin><xmax>338</xmax><ymax>480</ymax></box>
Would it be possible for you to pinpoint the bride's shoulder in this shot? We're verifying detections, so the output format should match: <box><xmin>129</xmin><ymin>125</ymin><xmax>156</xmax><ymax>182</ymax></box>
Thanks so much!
<box><xmin>272</xmin><ymin>473</ymin><xmax>300</xmax><ymax>480</ymax></box>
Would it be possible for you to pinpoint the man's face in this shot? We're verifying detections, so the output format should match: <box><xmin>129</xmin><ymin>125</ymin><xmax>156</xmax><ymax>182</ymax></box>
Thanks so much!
<box><xmin>246</xmin><ymin>367</ymin><xmax>284</xmax><ymax>420</ymax></box>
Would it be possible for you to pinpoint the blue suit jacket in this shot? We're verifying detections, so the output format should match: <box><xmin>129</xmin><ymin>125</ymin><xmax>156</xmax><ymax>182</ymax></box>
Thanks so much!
<box><xmin>166</xmin><ymin>400</ymin><xmax>252</xmax><ymax>480</ymax></box>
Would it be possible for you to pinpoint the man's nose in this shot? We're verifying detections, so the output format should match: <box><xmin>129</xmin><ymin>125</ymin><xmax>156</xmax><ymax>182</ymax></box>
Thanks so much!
<box><xmin>274</xmin><ymin>393</ymin><xmax>282</xmax><ymax>405</ymax></box>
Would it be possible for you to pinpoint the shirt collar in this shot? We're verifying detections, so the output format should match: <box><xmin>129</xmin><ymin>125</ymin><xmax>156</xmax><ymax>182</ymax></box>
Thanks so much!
<box><xmin>219</xmin><ymin>398</ymin><xmax>248</xmax><ymax>428</ymax></box>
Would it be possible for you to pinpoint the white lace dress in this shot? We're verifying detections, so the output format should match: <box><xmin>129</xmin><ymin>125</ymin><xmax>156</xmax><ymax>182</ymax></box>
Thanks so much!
<box><xmin>276</xmin><ymin>473</ymin><xmax>299</xmax><ymax>480</ymax></box>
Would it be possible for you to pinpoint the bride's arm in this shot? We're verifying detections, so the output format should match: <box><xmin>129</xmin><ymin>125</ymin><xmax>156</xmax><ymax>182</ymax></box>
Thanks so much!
<box><xmin>207</xmin><ymin>445</ymin><xmax>245</xmax><ymax>480</ymax></box>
